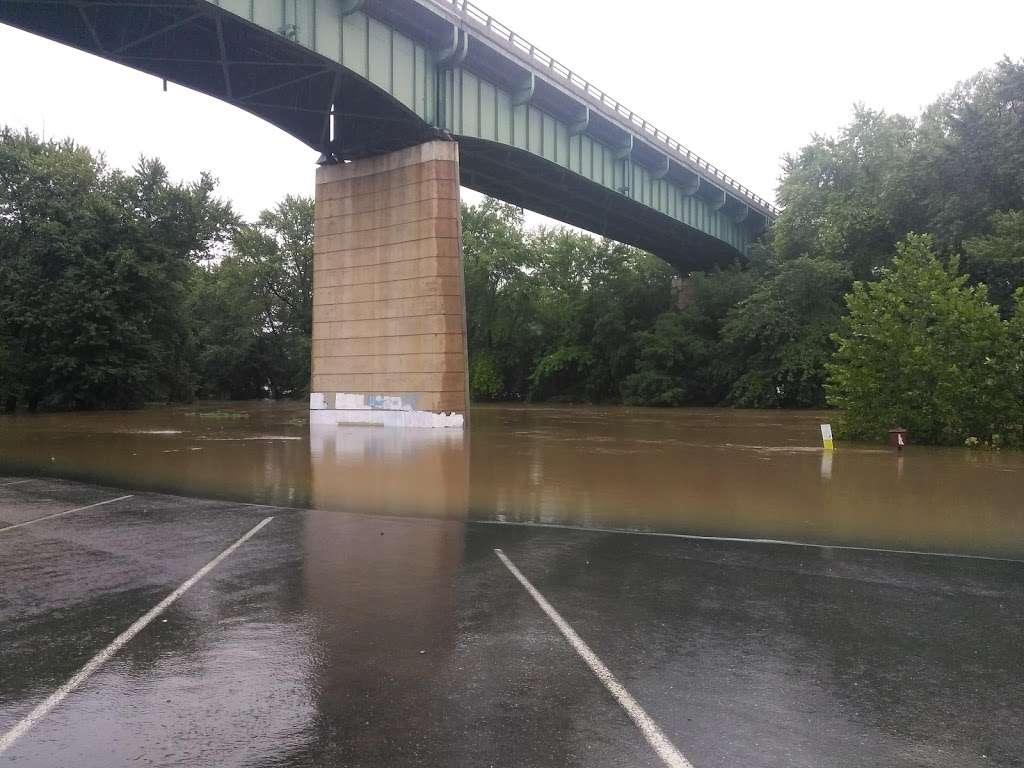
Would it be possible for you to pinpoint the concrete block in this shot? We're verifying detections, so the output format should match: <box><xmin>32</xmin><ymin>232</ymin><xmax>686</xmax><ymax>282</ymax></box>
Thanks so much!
<box><xmin>311</xmin><ymin>371</ymin><xmax>465</xmax><ymax>394</ymax></box>
<box><xmin>312</xmin><ymin>255</ymin><xmax>463</xmax><ymax>289</ymax></box>
<box><xmin>315</xmin><ymin>159</ymin><xmax>458</xmax><ymax>200</ymax></box>
<box><xmin>314</xmin><ymin>215</ymin><xmax>460</xmax><ymax>245</ymax></box>
<box><xmin>312</xmin><ymin>333</ymin><xmax>465</xmax><ymax>358</ymax></box>
<box><xmin>314</xmin><ymin>353</ymin><xmax>466</xmax><ymax>375</ymax></box>
<box><xmin>312</xmin><ymin>275</ymin><xmax>462</xmax><ymax>306</ymax></box>
<box><xmin>313</xmin><ymin>236</ymin><xmax>461</xmax><ymax>269</ymax></box>
<box><xmin>314</xmin><ymin>314</ymin><xmax>464</xmax><ymax>340</ymax></box>
<box><xmin>313</xmin><ymin>295</ymin><xmax>463</xmax><ymax>323</ymax></box>
<box><xmin>314</xmin><ymin>179</ymin><xmax>459</xmax><ymax>219</ymax></box>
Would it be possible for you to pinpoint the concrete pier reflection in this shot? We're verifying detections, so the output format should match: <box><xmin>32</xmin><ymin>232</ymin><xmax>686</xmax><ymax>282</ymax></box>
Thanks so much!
<box><xmin>309</xmin><ymin>424</ymin><xmax>469</xmax><ymax>519</ymax></box>
<box><xmin>302</xmin><ymin>425</ymin><xmax>469</xmax><ymax>763</ymax></box>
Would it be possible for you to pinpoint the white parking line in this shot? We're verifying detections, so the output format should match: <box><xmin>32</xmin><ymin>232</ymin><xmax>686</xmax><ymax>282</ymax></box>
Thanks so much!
<box><xmin>0</xmin><ymin>480</ymin><xmax>32</xmax><ymax>486</ymax></box>
<box><xmin>0</xmin><ymin>495</ymin><xmax>134</xmax><ymax>534</ymax></box>
<box><xmin>478</xmin><ymin>519</ymin><xmax>1023</xmax><ymax>564</ymax></box>
<box><xmin>494</xmin><ymin>548</ymin><xmax>694</xmax><ymax>768</ymax></box>
<box><xmin>0</xmin><ymin>516</ymin><xmax>274</xmax><ymax>755</ymax></box>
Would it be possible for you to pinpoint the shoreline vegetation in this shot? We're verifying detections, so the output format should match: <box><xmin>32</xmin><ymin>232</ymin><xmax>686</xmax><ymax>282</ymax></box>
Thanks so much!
<box><xmin>1</xmin><ymin>59</ymin><xmax>1022</xmax><ymax>447</ymax></box>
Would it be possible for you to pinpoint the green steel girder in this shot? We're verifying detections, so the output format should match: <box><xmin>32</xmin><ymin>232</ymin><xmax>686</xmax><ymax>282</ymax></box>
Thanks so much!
<box><xmin>0</xmin><ymin>0</ymin><xmax>776</xmax><ymax>267</ymax></box>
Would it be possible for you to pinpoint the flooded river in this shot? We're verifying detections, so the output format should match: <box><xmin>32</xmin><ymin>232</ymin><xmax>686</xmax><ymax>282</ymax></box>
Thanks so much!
<box><xmin>0</xmin><ymin>402</ymin><xmax>1021</xmax><ymax>557</ymax></box>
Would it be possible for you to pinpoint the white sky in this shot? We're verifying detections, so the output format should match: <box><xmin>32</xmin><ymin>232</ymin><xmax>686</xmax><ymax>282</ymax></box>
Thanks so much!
<box><xmin>1</xmin><ymin>0</ymin><xmax>1022</xmax><ymax>223</ymax></box>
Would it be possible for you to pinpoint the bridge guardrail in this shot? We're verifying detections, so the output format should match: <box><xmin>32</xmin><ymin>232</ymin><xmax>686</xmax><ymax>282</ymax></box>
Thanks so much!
<box><xmin>429</xmin><ymin>0</ymin><xmax>779</xmax><ymax>218</ymax></box>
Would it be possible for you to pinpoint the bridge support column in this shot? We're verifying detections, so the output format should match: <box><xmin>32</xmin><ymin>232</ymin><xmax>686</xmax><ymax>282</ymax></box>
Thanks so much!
<box><xmin>310</xmin><ymin>141</ymin><xmax>468</xmax><ymax>428</ymax></box>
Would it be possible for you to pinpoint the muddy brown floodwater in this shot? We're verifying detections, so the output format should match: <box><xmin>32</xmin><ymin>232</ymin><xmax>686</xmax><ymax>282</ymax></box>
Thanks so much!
<box><xmin>0</xmin><ymin>402</ymin><xmax>1021</xmax><ymax>557</ymax></box>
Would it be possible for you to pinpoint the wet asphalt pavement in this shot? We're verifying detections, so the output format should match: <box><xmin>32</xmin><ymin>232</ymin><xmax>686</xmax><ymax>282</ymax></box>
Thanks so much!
<box><xmin>1</xmin><ymin>476</ymin><xmax>1022</xmax><ymax>767</ymax></box>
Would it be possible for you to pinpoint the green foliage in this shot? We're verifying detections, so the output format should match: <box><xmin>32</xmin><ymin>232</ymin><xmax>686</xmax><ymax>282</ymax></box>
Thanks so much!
<box><xmin>527</xmin><ymin>229</ymin><xmax>673</xmax><ymax>402</ymax></box>
<box><xmin>621</xmin><ymin>313</ymin><xmax>709</xmax><ymax>406</ymax></box>
<box><xmin>0</xmin><ymin>128</ymin><xmax>313</xmax><ymax>410</ymax></box>
<box><xmin>461</xmin><ymin>200</ymin><xmax>673</xmax><ymax>404</ymax></box>
<box><xmin>962</xmin><ymin>210</ymin><xmax>1024</xmax><ymax>314</ymax></box>
<box><xmin>1008</xmin><ymin>289</ymin><xmax>1024</xmax><ymax>430</ymax></box>
<box><xmin>469</xmin><ymin>353</ymin><xmax>503</xmax><ymax>401</ymax></box>
<box><xmin>462</xmin><ymin>199</ymin><xmax>539</xmax><ymax>400</ymax></box>
<box><xmin>0</xmin><ymin>129</ymin><xmax>235</xmax><ymax>410</ymax></box>
<box><xmin>775</xmin><ymin>59</ymin><xmax>1024</xmax><ymax>277</ymax></box>
<box><xmin>723</xmin><ymin>256</ymin><xmax>851</xmax><ymax>407</ymax></box>
<box><xmin>189</xmin><ymin>254</ymin><xmax>267</xmax><ymax>400</ymax></box>
<box><xmin>773</xmin><ymin>107</ymin><xmax>916</xmax><ymax>279</ymax></box>
<box><xmin>622</xmin><ymin>267</ymin><xmax>756</xmax><ymax>406</ymax></box>
<box><xmin>191</xmin><ymin>195</ymin><xmax>314</xmax><ymax>399</ymax></box>
<box><xmin>827</xmin><ymin>235</ymin><xmax>1020</xmax><ymax>445</ymax></box>
<box><xmin>911</xmin><ymin>59</ymin><xmax>1024</xmax><ymax>249</ymax></box>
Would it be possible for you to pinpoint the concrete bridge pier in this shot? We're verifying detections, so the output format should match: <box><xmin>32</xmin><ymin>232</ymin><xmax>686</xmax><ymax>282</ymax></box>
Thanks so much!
<box><xmin>310</xmin><ymin>141</ymin><xmax>468</xmax><ymax>428</ymax></box>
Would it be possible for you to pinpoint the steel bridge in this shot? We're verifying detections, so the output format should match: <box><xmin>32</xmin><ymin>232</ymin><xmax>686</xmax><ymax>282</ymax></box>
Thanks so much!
<box><xmin>0</xmin><ymin>0</ymin><xmax>775</xmax><ymax>269</ymax></box>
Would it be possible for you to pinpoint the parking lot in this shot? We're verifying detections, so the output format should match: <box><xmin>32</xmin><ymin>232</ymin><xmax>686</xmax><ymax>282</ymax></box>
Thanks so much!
<box><xmin>2</xmin><ymin>475</ymin><xmax>1022</xmax><ymax>767</ymax></box>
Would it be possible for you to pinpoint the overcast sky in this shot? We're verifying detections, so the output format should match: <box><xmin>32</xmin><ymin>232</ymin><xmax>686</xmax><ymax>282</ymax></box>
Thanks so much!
<box><xmin>2</xmin><ymin>0</ymin><xmax>1022</xmax><ymax>223</ymax></box>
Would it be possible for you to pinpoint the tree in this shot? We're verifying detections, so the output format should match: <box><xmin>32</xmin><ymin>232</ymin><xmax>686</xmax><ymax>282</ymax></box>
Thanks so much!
<box><xmin>621</xmin><ymin>266</ymin><xmax>757</xmax><ymax>406</ymax></box>
<box><xmin>962</xmin><ymin>210</ymin><xmax>1024</xmax><ymax>314</ymax></box>
<box><xmin>1009</xmin><ymin>291</ymin><xmax>1024</xmax><ymax>446</ymax></box>
<box><xmin>772</xmin><ymin>107</ymin><xmax>916</xmax><ymax>280</ymax></box>
<box><xmin>460</xmin><ymin>199</ymin><xmax>674</xmax><ymax>404</ymax></box>
<box><xmin>192</xmin><ymin>195</ymin><xmax>314</xmax><ymax>399</ymax></box>
<box><xmin>461</xmin><ymin>199</ymin><xmax>539</xmax><ymax>401</ymax></box>
<box><xmin>910</xmin><ymin>58</ymin><xmax>1024</xmax><ymax>250</ymax></box>
<box><xmin>0</xmin><ymin>129</ymin><xmax>235</xmax><ymax>410</ymax></box>
<box><xmin>190</xmin><ymin>255</ymin><xmax>267</xmax><ymax>400</ymax></box>
<box><xmin>826</xmin><ymin>234</ymin><xmax>1019</xmax><ymax>445</ymax></box>
<box><xmin>723</xmin><ymin>256</ymin><xmax>851</xmax><ymax>407</ymax></box>
<box><xmin>527</xmin><ymin>229</ymin><xmax>673</xmax><ymax>402</ymax></box>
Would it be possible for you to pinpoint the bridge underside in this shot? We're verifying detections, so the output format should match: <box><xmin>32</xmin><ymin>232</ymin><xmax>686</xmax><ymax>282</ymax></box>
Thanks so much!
<box><xmin>0</xmin><ymin>2</ymin><xmax>435</xmax><ymax>159</ymax></box>
<box><xmin>458</xmin><ymin>138</ymin><xmax>734</xmax><ymax>270</ymax></box>
<box><xmin>1</xmin><ymin>0</ymin><xmax>744</xmax><ymax>271</ymax></box>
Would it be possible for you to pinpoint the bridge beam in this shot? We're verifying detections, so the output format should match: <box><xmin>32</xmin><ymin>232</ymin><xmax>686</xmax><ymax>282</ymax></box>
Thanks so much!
<box><xmin>613</xmin><ymin>133</ymin><xmax>634</xmax><ymax>162</ymax></box>
<box><xmin>511</xmin><ymin>73</ymin><xmax>536</xmax><ymax>106</ymax></box>
<box><xmin>437</xmin><ymin>25</ymin><xmax>469</xmax><ymax>67</ymax></box>
<box><xmin>338</xmin><ymin>0</ymin><xmax>366</xmax><ymax>14</ymax></box>
<box><xmin>310</xmin><ymin>141</ymin><xmax>467</xmax><ymax>428</ymax></box>
<box><xmin>679</xmin><ymin>170</ymin><xmax>700</xmax><ymax>196</ymax></box>
<box><xmin>705</xmin><ymin>185</ymin><xmax>727</xmax><ymax>211</ymax></box>
<box><xmin>651</xmin><ymin>153</ymin><xmax>671</xmax><ymax>180</ymax></box>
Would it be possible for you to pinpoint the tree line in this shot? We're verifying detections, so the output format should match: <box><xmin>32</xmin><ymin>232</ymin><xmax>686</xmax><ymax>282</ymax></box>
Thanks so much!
<box><xmin>1</xmin><ymin>58</ymin><xmax>1022</xmax><ymax>445</ymax></box>
<box><xmin>0</xmin><ymin>128</ymin><xmax>311</xmax><ymax>410</ymax></box>
<box><xmin>464</xmin><ymin>58</ymin><xmax>1024</xmax><ymax>444</ymax></box>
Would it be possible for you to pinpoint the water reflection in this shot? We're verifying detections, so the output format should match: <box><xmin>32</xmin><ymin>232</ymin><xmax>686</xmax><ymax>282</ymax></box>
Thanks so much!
<box><xmin>469</xmin><ymin>406</ymin><xmax>1024</xmax><ymax>556</ymax></box>
<box><xmin>0</xmin><ymin>402</ymin><xmax>1022</xmax><ymax>556</ymax></box>
<box><xmin>296</xmin><ymin>511</ymin><xmax>467</xmax><ymax>764</ymax></box>
<box><xmin>310</xmin><ymin>424</ymin><xmax>468</xmax><ymax>519</ymax></box>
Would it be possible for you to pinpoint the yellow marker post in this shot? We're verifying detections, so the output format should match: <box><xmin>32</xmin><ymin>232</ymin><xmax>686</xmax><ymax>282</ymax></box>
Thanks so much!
<box><xmin>820</xmin><ymin>423</ymin><xmax>834</xmax><ymax>451</ymax></box>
